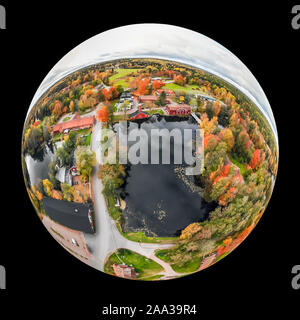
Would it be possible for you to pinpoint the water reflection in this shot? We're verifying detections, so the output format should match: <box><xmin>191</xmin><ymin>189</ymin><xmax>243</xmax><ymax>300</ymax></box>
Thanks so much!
<box><xmin>115</xmin><ymin>116</ymin><xmax>217</xmax><ymax>237</ymax></box>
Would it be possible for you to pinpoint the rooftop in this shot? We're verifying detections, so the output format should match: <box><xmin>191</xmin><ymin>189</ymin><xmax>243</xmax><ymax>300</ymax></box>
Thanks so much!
<box><xmin>53</xmin><ymin>114</ymin><xmax>95</xmax><ymax>133</ymax></box>
<box><xmin>166</xmin><ymin>104</ymin><xmax>191</xmax><ymax>110</ymax></box>
<box><xmin>42</xmin><ymin>197</ymin><xmax>94</xmax><ymax>234</ymax></box>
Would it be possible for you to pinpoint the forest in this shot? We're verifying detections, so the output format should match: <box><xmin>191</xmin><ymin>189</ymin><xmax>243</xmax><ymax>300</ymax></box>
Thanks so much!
<box><xmin>22</xmin><ymin>57</ymin><xmax>278</xmax><ymax>274</ymax></box>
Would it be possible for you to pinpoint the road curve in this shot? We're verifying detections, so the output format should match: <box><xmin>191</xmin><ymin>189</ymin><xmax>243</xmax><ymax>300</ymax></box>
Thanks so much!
<box><xmin>84</xmin><ymin>118</ymin><xmax>178</xmax><ymax>277</ymax></box>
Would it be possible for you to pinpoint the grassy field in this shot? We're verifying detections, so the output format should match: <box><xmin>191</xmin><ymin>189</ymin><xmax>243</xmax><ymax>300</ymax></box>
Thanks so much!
<box><xmin>171</xmin><ymin>257</ymin><xmax>202</xmax><ymax>273</ymax></box>
<box><xmin>155</xmin><ymin>249</ymin><xmax>202</xmax><ymax>273</ymax></box>
<box><xmin>85</xmin><ymin>133</ymin><xmax>92</xmax><ymax>146</ymax></box>
<box><xmin>105</xmin><ymin>192</ymin><xmax>123</xmax><ymax>221</ymax></box>
<box><xmin>104</xmin><ymin>248</ymin><xmax>164</xmax><ymax>279</ymax></box>
<box><xmin>162</xmin><ymin>83</ymin><xmax>200</xmax><ymax>93</ymax></box>
<box><xmin>120</xmin><ymin>229</ymin><xmax>178</xmax><ymax>244</ymax></box>
<box><xmin>110</xmin><ymin>69</ymin><xmax>139</xmax><ymax>88</ymax></box>
<box><xmin>110</xmin><ymin>68</ymin><xmax>138</xmax><ymax>81</ymax></box>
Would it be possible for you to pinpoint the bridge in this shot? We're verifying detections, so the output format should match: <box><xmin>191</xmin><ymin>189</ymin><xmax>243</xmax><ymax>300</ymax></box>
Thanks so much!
<box><xmin>191</xmin><ymin>112</ymin><xmax>201</xmax><ymax>124</ymax></box>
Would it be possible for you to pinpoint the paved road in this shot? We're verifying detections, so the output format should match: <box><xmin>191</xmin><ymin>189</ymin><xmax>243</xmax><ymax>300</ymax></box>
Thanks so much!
<box><xmin>84</xmin><ymin>118</ymin><xmax>178</xmax><ymax>276</ymax></box>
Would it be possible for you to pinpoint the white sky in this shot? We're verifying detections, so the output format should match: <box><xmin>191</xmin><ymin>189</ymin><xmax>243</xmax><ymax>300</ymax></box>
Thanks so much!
<box><xmin>27</xmin><ymin>23</ymin><xmax>278</xmax><ymax>146</ymax></box>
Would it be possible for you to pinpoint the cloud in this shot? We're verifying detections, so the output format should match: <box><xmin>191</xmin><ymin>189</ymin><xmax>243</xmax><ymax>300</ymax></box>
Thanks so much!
<box><xmin>26</xmin><ymin>24</ymin><xmax>278</xmax><ymax>147</ymax></box>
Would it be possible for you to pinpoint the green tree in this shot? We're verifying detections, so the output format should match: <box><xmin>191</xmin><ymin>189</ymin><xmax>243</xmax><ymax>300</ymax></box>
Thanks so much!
<box><xmin>218</xmin><ymin>106</ymin><xmax>230</xmax><ymax>127</ymax></box>
<box><xmin>156</xmin><ymin>91</ymin><xmax>167</xmax><ymax>106</ymax></box>
<box><xmin>48</xmin><ymin>161</ymin><xmax>60</xmax><ymax>189</ymax></box>
<box><xmin>56</xmin><ymin>147</ymin><xmax>72</xmax><ymax>167</ymax></box>
<box><xmin>75</xmin><ymin>146</ymin><xmax>96</xmax><ymax>181</ymax></box>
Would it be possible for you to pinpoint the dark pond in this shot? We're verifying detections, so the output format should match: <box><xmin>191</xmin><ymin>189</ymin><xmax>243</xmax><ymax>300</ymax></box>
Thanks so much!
<box><xmin>114</xmin><ymin>116</ymin><xmax>217</xmax><ymax>237</ymax></box>
<box><xmin>24</xmin><ymin>143</ymin><xmax>55</xmax><ymax>186</ymax></box>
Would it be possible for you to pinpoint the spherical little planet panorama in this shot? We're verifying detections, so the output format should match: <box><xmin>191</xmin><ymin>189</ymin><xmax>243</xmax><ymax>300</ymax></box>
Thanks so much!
<box><xmin>22</xmin><ymin>24</ymin><xmax>278</xmax><ymax>280</ymax></box>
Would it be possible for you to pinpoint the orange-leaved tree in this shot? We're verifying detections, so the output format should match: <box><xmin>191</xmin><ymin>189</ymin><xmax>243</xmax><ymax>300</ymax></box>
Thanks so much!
<box><xmin>96</xmin><ymin>105</ymin><xmax>108</xmax><ymax>122</ymax></box>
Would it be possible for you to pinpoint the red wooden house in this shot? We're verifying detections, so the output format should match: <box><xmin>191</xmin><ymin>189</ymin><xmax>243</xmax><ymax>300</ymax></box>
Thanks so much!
<box><xmin>138</xmin><ymin>95</ymin><xmax>158</xmax><ymax>103</ymax></box>
<box><xmin>166</xmin><ymin>104</ymin><xmax>191</xmax><ymax>116</ymax></box>
<box><xmin>129</xmin><ymin>106</ymin><xmax>149</xmax><ymax>120</ymax></box>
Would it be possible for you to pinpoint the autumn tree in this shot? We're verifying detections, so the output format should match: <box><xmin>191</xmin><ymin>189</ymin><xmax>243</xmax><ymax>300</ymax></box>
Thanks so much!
<box><xmin>152</xmin><ymin>80</ymin><xmax>164</xmax><ymax>91</ymax></box>
<box><xmin>250</xmin><ymin>149</ymin><xmax>261</xmax><ymax>170</ymax></box>
<box><xmin>75</xmin><ymin>146</ymin><xmax>96</xmax><ymax>182</ymax></box>
<box><xmin>53</xmin><ymin>100</ymin><xmax>63</xmax><ymax>117</ymax></box>
<box><xmin>212</xmin><ymin>101</ymin><xmax>222</xmax><ymax>116</ymax></box>
<box><xmin>219</xmin><ymin>128</ymin><xmax>235</xmax><ymax>151</ymax></box>
<box><xmin>69</xmin><ymin>100</ymin><xmax>75</xmax><ymax>113</ymax></box>
<box><xmin>200</xmin><ymin>113</ymin><xmax>218</xmax><ymax>136</ymax></box>
<box><xmin>136</xmin><ymin>78</ymin><xmax>150</xmax><ymax>95</ymax></box>
<box><xmin>79</xmin><ymin>93</ymin><xmax>97</xmax><ymax>111</ymax></box>
<box><xmin>173</xmin><ymin>74</ymin><xmax>186</xmax><ymax>86</ymax></box>
<box><xmin>96</xmin><ymin>105</ymin><xmax>109</xmax><ymax>122</ymax></box>
<box><xmin>235</xmin><ymin>129</ymin><xmax>253</xmax><ymax>163</ymax></box>
<box><xmin>43</xmin><ymin>179</ymin><xmax>53</xmax><ymax>197</ymax></box>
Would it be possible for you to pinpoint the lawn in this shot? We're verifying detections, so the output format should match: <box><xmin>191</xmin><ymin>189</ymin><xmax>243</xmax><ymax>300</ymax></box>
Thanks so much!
<box><xmin>110</xmin><ymin>69</ymin><xmax>139</xmax><ymax>88</ymax></box>
<box><xmin>120</xmin><ymin>229</ymin><xmax>178</xmax><ymax>244</ymax></box>
<box><xmin>171</xmin><ymin>257</ymin><xmax>202</xmax><ymax>273</ymax></box>
<box><xmin>104</xmin><ymin>248</ymin><xmax>164</xmax><ymax>279</ymax></box>
<box><xmin>105</xmin><ymin>191</ymin><xmax>123</xmax><ymax>221</ymax></box>
<box><xmin>114</xmin><ymin>77</ymin><xmax>135</xmax><ymax>88</ymax></box>
<box><xmin>162</xmin><ymin>83</ymin><xmax>200</xmax><ymax>93</ymax></box>
<box><xmin>155</xmin><ymin>250</ymin><xmax>202</xmax><ymax>273</ymax></box>
<box><xmin>148</xmin><ymin>109</ymin><xmax>164</xmax><ymax>115</ymax></box>
<box><xmin>85</xmin><ymin>133</ymin><xmax>92</xmax><ymax>146</ymax></box>
<box><xmin>110</xmin><ymin>68</ymin><xmax>139</xmax><ymax>81</ymax></box>
<box><xmin>74</xmin><ymin>128</ymin><xmax>92</xmax><ymax>136</ymax></box>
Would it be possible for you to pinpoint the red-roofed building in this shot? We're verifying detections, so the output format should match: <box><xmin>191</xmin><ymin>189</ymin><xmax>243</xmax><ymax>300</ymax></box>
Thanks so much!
<box><xmin>53</xmin><ymin>113</ymin><xmax>95</xmax><ymax>134</ymax></box>
<box><xmin>112</xmin><ymin>264</ymin><xmax>138</xmax><ymax>279</ymax></box>
<box><xmin>166</xmin><ymin>104</ymin><xmax>191</xmax><ymax>116</ymax></box>
<box><xmin>129</xmin><ymin>106</ymin><xmax>149</xmax><ymax>120</ymax></box>
<box><xmin>138</xmin><ymin>95</ymin><xmax>159</xmax><ymax>103</ymax></box>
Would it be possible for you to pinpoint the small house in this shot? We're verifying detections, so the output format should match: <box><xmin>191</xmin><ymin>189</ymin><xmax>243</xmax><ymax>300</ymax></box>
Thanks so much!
<box><xmin>166</xmin><ymin>104</ymin><xmax>191</xmax><ymax>116</ymax></box>
<box><xmin>112</xmin><ymin>264</ymin><xmax>138</xmax><ymax>279</ymax></box>
<box><xmin>129</xmin><ymin>106</ymin><xmax>149</xmax><ymax>120</ymax></box>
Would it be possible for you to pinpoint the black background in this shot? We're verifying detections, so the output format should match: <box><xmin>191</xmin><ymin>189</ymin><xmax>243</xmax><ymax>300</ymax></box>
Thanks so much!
<box><xmin>0</xmin><ymin>1</ymin><xmax>299</xmax><ymax>318</ymax></box>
